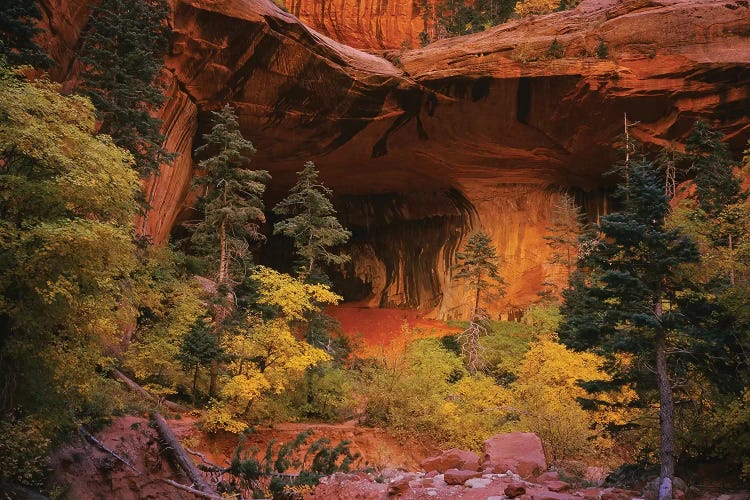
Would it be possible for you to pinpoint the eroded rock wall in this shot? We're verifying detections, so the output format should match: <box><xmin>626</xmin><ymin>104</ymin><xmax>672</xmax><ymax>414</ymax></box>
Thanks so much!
<box><xmin>35</xmin><ymin>0</ymin><xmax>750</xmax><ymax>319</ymax></box>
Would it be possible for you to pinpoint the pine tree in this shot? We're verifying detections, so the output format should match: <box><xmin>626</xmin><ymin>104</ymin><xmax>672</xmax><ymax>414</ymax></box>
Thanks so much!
<box><xmin>78</xmin><ymin>0</ymin><xmax>173</xmax><ymax>177</ymax></box>
<box><xmin>687</xmin><ymin>121</ymin><xmax>747</xmax><ymax>220</ymax></box>
<box><xmin>0</xmin><ymin>0</ymin><xmax>52</xmax><ymax>68</ymax></box>
<box><xmin>273</xmin><ymin>161</ymin><xmax>351</xmax><ymax>278</ymax></box>
<box><xmin>187</xmin><ymin>104</ymin><xmax>270</xmax><ymax>397</ymax></box>
<box><xmin>453</xmin><ymin>230</ymin><xmax>505</xmax><ymax>373</ymax></box>
<box><xmin>559</xmin><ymin>161</ymin><xmax>700</xmax><ymax>499</ymax></box>
<box><xmin>454</xmin><ymin>230</ymin><xmax>505</xmax><ymax>315</ymax></box>
<box><xmin>544</xmin><ymin>193</ymin><xmax>586</xmax><ymax>286</ymax></box>
<box><xmin>685</xmin><ymin>122</ymin><xmax>748</xmax><ymax>285</ymax></box>
<box><xmin>189</xmin><ymin>105</ymin><xmax>271</xmax><ymax>291</ymax></box>
<box><xmin>178</xmin><ymin>320</ymin><xmax>222</xmax><ymax>406</ymax></box>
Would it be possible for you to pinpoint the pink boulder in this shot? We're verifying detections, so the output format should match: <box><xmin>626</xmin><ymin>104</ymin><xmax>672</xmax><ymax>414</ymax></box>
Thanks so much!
<box><xmin>483</xmin><ymin>432</ymin><xmax>547</xmax><ymax>479</ymax></box>
<box><xmin>546</xmin><ymin>480</ymin><xmax>571</xmax><ymax>492</ymax></box>
<box><xmin>420</xmin><ymin>448</ymin><xmax>481</xmax><ymax>473</ymax></box>
<box><xmin>505</xmin><ymin>483</ymin><xmax>527</xmax><ymax>498</ymax></box>
<box><xmin>443</xmin><ymin>469</ymin><xmax>483</xmax><ymax>485</ymax></box>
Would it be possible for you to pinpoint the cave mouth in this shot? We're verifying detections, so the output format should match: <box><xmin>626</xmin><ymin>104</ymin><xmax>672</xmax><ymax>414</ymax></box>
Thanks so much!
<box><xmin>517</xmin><ymin>77</ymin><xmax>532</xmax><ymax>124</ymax></box>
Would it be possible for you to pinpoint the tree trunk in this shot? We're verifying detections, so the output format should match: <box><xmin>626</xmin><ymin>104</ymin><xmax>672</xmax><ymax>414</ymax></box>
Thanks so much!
<box><xmin>112</xmin><ymin>368</ymin><xmax>188</xmax><ymax>413</ymax></box>
<box><xmin>655</xmin><ymin>334</ymin><xmax>675</xmax><ymax>500</ymax></box>
<box><xmin>151</xmin><ymin>413</ymin><xmax>221</xmax><ymax>499</ymax></box>
<box><xmin>192</xmin><ymin>365</ymin><xmax>199</xmax><ymax>407</ymax></box>
<box><xmin>729</xmin><ymin>233</ymin><xmax>735</xmax><ymax>286</ymax></box>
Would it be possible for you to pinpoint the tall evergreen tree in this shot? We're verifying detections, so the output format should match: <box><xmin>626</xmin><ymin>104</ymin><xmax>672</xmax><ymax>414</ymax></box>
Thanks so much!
<box><xmin>453</xmin><ymin>230</ymin><xmax>505</xmax><ymax>373</ymax></box>
<box><xmin>273</xmin><ymin>161</ymin><xmax>351</xmax><ymax>278</ymax></box>
<box><xmin>78</xmin><ymin>0</ymin><xmax>172</xmax><ymax>177</ymax></box>
<box><xmin>544</xmin><ymin>193</ymin><xmax>586</xmax><ymax>286</ymax></box>
<box><xmin>454</xmin><ymin>230</ymin><xmax>505</xmax><ymax>315</ymax></box>
<box><xmin>190</xmin><ymin>105</ymin><xmax>270</xmax><ymax>291</ymax></box>
<box><xmin>187</xmin><ymin>104</ymin><xmax>270</xmax><ymax>396</ymax></box>
<box><xmin>0</xmin><ymin>0</ymin><xmax>51</xmax><ymax>68</ymax></box>
<box><xmin>178</xmin><ymin>319</ymin><xmax>222</xmax><ymax>406</ymax></box>
<box><xmin>687</xmin><ymin>122</ymin><xmax>747</xmax><ymax>220</ymax></box>
<box><xmin>559</xmin><ymin>161</ymin><xmax>700</xmax><ymax>499</ymax></box>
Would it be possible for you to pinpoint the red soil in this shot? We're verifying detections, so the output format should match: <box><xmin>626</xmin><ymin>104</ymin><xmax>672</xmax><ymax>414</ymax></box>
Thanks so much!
<box><xmin>328</xmin><ymin>305</ymin><xmax>462</xmax><ymax>356</ymax></box>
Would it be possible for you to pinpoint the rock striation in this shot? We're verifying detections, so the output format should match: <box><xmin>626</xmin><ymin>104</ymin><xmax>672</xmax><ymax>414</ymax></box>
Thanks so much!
<box><xmin>36</xmin><ymin>0</ymin><xmax>750</xmax><ymax>318</ymax></box>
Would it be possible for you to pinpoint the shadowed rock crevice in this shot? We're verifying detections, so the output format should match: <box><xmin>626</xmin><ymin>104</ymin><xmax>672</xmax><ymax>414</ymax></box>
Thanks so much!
<box><xmin>334</xmin><ymin>189</ymin><xmax>476</xmax><ymax>309</ymax></box>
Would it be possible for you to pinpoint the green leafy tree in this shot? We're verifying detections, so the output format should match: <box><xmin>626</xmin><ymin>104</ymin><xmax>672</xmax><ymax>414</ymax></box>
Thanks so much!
<box><xmin>0</xmin><ymin>0</ymin><xmax>52</xmax><ymax>68</ymax></box>
<box><xmin>78</xmin><ymin>0</ymin><xmax>173</xmax><ymax>177</ymax></box>
<box><xmin>0</xmin><ymin>66</ymin><xmax>139</xmax><ymax>480</ymax></box>
<box><xmin>559</xmin><ymin>161</ymin><xmax>700</xmax><ymax>499</ymax></box>
<box><xmin>178</xmin><ymin>319</ymin><xmax>222</xmax><ymax>406</ymax></box>
<box><xmin>436</xmin><ymin>0</ymin><xmax>516</xmax><ymax>37</ymax></box>
<box><xmin>273</xmin><ymin>161</ymin><xmax>351</xmax><ymax>277</ymax></box>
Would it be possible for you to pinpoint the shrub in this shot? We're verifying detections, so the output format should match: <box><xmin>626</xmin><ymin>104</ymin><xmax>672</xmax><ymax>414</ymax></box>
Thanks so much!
<box><xmin>547</xmin><ymin>38</ymin><xmax>564</xmax><ymax>59</ymax></box>
<box><xmin>0</xmin><ymin>415</ymin><xmax>52</xmax><ymax>488</ymax></box>
<box><xmin>595</xmin><ymin>40</ymin><xmax>609</xmax><ymax>59</ymax></box>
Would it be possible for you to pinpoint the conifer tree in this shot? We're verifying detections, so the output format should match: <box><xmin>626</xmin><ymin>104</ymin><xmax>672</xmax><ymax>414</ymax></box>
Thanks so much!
<box><xmin>78</xmin><ymin>0</ymin><xmax>172</xmax><ymax>177</ymax></box>
<box><xmin>559</xmin><ymin>161</ymin><xmax>700</xmax><ymax>499</ymax></box>
<box><xmin>273</xmin><ymin>161</ymin><xmax>351</xmax><ymax>278</ymax></box>
<box><xmin>454</xmin><ymin>230</ymin><xmax>505</xmax><ymax>315</ymax></box>
<box><xmin>687</xmin><ymin>122</ymin><xmax>747</xmax><ymax>220</ymax></box>
<box><xmin>453</xmin><ymin>230</ymin><xmax>505</xmax><ymax>373</ymax></box>
<box><xmin>178</xmin><ymin>320</ymin><xmax>222</xmax><ymax>406</ymax></box>
<box><xmin>187</xmin><ymin>104</ymin><xmax>270</xmax><ymax>397</ymax></box>
<box><xmin>190</xmin><ymin>105</ymin><xmax>271</xmax><ymax>292</ymax></box>
<box><xmin>544</xmin><ymin>193</ymin><xmax>586</xmax><ymax>286</ymax></box>
<box><xmin>0</xmin><ymin>0</ymin><xmax>52</xmax><ymax>68</ymax></box>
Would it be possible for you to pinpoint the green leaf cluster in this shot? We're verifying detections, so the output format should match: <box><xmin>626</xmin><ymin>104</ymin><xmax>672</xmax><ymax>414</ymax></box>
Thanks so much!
<box><xmin>78</xmin><ymin>0</ymin><xmax>173</xmax><ymax>177</ymax></box>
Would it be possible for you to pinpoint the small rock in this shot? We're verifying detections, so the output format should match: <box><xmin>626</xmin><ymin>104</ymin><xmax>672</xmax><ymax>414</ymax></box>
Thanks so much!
<box><xmin>505</xmin><ymin>483</ymin><xmax>527</xmax><ymax>498</ymax></box>
<box><xmin>425</xmin><ymin>470</ymin><xmax>438</xmax><ymax>478</ymax></box>
<box><xmin>422</xmin><ymin>478</ymin><xmax>434</xmax><ymax>487</ymax></box>
<box><xmin>487</xmin><ymin>497</ymin><xmax>504</xmax><ymax>500</ymax></box>
<box><xmin>546</xmin><ymin>480</ymin><xmax>571</xmax><ymax>492</ymax></box>
<box><xmin>387</xmin><ymin>477</ymin><xmax>411</xmax><ymax>496</ymax></box>
<box><xmin>421</xmin><ymin>448</ymin><xmax>481</xmax><ymax>472</ymax></box>
<box><xmin>538</xmin><ymin>471</ymin><xmax>560</xmax><ymax>482</ymax></box>
<box><xmin>465</xmin><ymin>478</ymin><xmax>492</xmax><ymax>489</ymax></box>
<box><xmin>444</xmin><ymin>468</ymin><xmax>483</xmax><ymax>485</ymax></box>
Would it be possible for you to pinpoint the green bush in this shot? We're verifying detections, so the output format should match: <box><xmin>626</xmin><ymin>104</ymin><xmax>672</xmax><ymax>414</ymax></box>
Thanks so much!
<box><xmin>0</xmin><ymin>415</ymin><xmax>52</xmax><ymax>488</ymax></box>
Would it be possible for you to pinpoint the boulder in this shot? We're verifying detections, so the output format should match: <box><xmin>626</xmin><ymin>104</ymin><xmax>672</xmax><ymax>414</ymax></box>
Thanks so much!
<box><xmin>483</xmin><ymin>433</ymin><xmax>547</xmax><ymax>479</ymax></box>
<box><xmin>387</xmin><ymin>476</ymin><xmax>412</xmax><ymax>496</ymax></box>
<box><xmin>443</xmin><ymin>469</ymin><xmax>482</xmax><ymax>485</ymax></box>
<box><xmin>505</xmin><ymin>483</ymin><xmax>527</xmax><ymax>498</ymax></box>
<box><xmin>546</xmin><ymin>480</ymin><xmax>571</xmax><ymax>492</ymax></box>
<box><xmin>420</xmin><ymin>448</ymin><xmax>481</xmax><ymax>473</ymax></box>
<box><xmin>537</xmin><ymin>471</ymin><xmax>560</xmax><ymax>482</ymax></box>
<box><xmin>464</xmin><ymin>477</ymin><xmax>492</xmax><ymax>489</ymax></box>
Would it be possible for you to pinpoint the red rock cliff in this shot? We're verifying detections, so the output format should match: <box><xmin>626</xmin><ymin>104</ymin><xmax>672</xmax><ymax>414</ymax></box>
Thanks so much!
<box><xmin>36</xmin><ymin>0</ymin><xmax>750</xmax><ymax>319</ymax></box>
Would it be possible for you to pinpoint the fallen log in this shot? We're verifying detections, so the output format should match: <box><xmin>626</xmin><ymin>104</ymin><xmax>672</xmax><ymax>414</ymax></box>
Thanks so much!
<box><xmin>151</xmin><ymin>413</ymin><xmax>220</xmax><ymax>499</ymax></box>
<box><xmin>80</xmin><ymin>427</ymin><xmax>142</xmax><ymax>475</ymax></box>
<box><xmin>112</xmin><ymin>368</ymin><xmax>189</xmax><ymax>413</ymax></box>
<box><xmin>161</xmin><ymin>478</ymin><xmax>224</xmax><ymax>500</ymax></box>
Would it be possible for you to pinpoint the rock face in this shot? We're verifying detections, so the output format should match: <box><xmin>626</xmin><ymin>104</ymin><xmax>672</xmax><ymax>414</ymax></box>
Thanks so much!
<box><xmin>36</xmin><ymin>0</ymin><xmax>750</xmax><ymax>318</ymax></box>
<box><xmin>281</xmin><ymin>0</ymin><xmax>433</xmax><ymax>50</ymax></box>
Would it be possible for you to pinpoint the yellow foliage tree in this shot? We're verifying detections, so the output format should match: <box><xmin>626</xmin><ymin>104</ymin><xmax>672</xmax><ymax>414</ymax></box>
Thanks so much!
<box><xmin>510</xmin><ymin>338</ymin><xmax>638</xmax><ymax>461</ymax></box>
<box><xmin>514</xmin><ymin>0</ymin><xmax>559</xmax><ymax>16</ymax></box>
<box><xmin>252</xmin><ymin>266</ymin><xmax>342</xmax><ymax>321</ymax></box>
<box><xmin>220</xmin><ymin>318</ymin><xmax>330</xmax><ymax>421</ymax></box>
